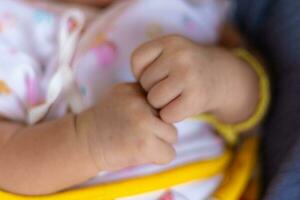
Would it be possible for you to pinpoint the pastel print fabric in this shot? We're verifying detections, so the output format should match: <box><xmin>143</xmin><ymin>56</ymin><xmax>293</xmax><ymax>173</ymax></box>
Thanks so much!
<box><xmin>0</xmin><ymin>0</ymin><xmax>58</xmax><ymax>121</ymax></box>
<box><xmin>0</xmin><ymin>0</ymin><xmax>230</xmax><ymax>199</ymax></box>
<box><xmin>0</xmin><ymin>0</ymin><xmax>229</xmax><ymax>123</ymax></box>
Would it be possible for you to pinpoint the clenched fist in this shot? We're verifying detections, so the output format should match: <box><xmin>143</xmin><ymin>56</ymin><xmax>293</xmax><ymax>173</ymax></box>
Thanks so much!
<box><xmin>77</xmin><ymin>83</ymin><xmax>178</xmax><ymax>171</ymax></box>
<box><xmin>132</xmin><ymin>35</ymin><xmax>259</xmax><ymax>124</ymax></box>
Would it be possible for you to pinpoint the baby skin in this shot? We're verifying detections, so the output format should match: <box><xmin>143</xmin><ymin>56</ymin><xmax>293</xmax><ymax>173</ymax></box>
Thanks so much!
<box><xmin>0</xmin><ymin>0</ymin><xmax>259</xmax><ymax>196</ymax></box>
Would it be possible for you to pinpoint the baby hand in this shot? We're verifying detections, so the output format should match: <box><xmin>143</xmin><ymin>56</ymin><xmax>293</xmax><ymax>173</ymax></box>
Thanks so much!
<box><xmin>77</xmin><ymin>83</ymin><xmax>177</xmax><ymax>171</ymax></box>
<box><xmin>132</xmin><ymin>35</ymin><xmax>259</xmax><ymax>123</ymax></box>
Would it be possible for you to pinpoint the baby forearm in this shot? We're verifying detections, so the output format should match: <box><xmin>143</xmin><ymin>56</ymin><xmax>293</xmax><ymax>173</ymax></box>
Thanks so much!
<box><xmin>206</xmin><ymin>25</ymin><xmax>260</xmax><ymax>124</ymax></box>
<box><xmin>0</xmin><ymin>115</ymin><xmax>98</xmax><ymax>195</ymax></box>
<box><xmin>210</xmin><ymin>47</ymin><xmax>260</xmax><ymax>124</ymax></box>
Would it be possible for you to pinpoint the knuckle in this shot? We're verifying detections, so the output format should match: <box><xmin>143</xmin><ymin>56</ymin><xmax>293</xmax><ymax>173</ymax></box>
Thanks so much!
<box><xmin>143</xmin><ymin>137</ymin><xmax>157</xmax><ymax>160</ymax></box>
<box><xmin>135</xmin><ymin>113</ymin><xmax>149</xmax><ymax>128</ymax></box>
<box><xmin>147</xmin><ymin>91</ymin><xmax>160</xmax><ymax>109</ymax></box>
<box><xmin>131</xmin><ymin>48</ymin><xmax>141</xmax><ymax>65</ymax></box>
<box><xmin>140</xmin><ymin>76</ymin><xmax>150</xmax><ymax>91</ymax></box>
<box><xmin>169</xmin><ymin>127</ymin><xmax>178</xmax><ymax>143</ymax></box>
<box><xmin>174</xmin><ymin>48</ymin><xmax>193</xmax><ymax>65</ymax></box>
<box><xmin>131</xmin><ymin>50</ymin><xmax>144</xmax><ymax>76</ymax></box>
<box><xmin>160</xmin><ymin>109</ymin><xmax>174</xmax><ymax>124</ymax></box>
<box><xmin>160</xmin><ymin>148</ymin><xmax>176</xmax><ymax>164</ymax></box>
<box><xmin>174</xmin><ymin>67</ymin><xmax>191</xmax><ymax>84</ymax></box>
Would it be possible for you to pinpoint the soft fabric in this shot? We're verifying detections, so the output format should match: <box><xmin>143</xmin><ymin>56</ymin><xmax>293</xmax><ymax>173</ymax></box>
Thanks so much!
<box><xmin>0</xmin><ymin>0</ymin><xmax>231</xmax><ymax>199</ymax></box>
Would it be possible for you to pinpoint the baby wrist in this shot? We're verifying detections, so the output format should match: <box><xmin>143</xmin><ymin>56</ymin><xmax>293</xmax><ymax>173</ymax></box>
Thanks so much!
<box><xmin>75</xmin><ymin>110</ymin><xmax>102</xmax><ymax>172</ymax></box>
<box><xmin>196</xmin><ymin>49</ymin><xmax>270</xmax><ymax>144</ymax></box>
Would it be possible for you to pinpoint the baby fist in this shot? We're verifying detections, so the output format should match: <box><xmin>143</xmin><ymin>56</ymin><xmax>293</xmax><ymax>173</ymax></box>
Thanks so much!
<box><xmin>78</xmin><ymin>83</ymin><xmax>178</xmax><ymax>171</ymax></box>
<box><xmin>131</xmin><ymin>35</ymin><xmax>224</xmax><ymax>123</ymax></box>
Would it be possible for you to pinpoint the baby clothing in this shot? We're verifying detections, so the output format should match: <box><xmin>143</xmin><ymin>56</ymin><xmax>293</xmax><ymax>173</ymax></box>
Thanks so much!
<box><xmin>0</xmin><ymin>0</ymin><xmax>234</xmax><ymax>199</ymax></box>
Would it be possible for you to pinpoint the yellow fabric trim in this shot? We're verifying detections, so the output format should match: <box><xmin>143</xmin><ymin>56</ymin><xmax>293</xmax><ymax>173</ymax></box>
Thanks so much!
<box><xmin>240</xmin><ymin>175</ymin><xmax>260</xmax><ymax>200</ymax></box>
<box><xmin>196</xmin><ymin>49</ymin><xmax>270</xmax><ymax>144</ymax></box>
<box><xmin>212</xmin><ymin>137</ymin><xmax>258</xmax><ymax>200</ymax></box>
<box><xmin>0</xmin><ymin>150</ymin><xmax>231</xmax><ymax>200</ymax></box>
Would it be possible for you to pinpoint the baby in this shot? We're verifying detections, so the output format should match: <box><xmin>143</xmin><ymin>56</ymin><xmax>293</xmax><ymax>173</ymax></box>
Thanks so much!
<box><xmin>0</xmin><ymin>0</ymin><xmax>266</xmax><ymax>199</ymax></box>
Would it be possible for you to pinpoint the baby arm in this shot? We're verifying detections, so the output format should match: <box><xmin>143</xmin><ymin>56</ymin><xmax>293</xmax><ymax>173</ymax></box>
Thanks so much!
<box><xmin>0</xmin><ymin>83</ymin><xmax>177</xmax><ymax>196</ymax></box>
<box><xmin>0</xmin><ymin>115</ymin><xmax>98</xmax><ymax>195</ymax></box>
<box><xmin>131</xmin><ymin>28</ymin><xmax>260</xmax><ymax>124</ymax></box>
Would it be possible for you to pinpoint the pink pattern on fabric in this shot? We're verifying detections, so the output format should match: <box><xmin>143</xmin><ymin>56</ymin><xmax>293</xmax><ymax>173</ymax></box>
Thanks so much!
<box><xmin>159</xmin><ymin>191</ymin><xmax>189</xmax><ymax>200</ymax></box>
<box><xmin>0</xmin><ymin>80</ymin><xmax>11</xmax><ymax>95</ymax></box>
<box><xmin>92</xmin><ymin>41</ymin><xmax>117</xmax><ymax>67</ymax></box>
<box><xmin>159</xmin><ymin>191</ymin><xmax>174</xmax><ymax>200</ymax></box>
<box><xmin>25</xmin><ymin>76</ymin><xmax>40</xmax><ymax>106</ymax></box>
<box><xmin>9</xmin><ymin>48</ymin><xmax>17</xmax><ymax>55</ymax></box>
<box><xmin>183</xmin><ymin>15</ymin><xmax>198</xmax><ymax>33</ymax></box>
<box><xmin>67</xmin><ymin>17</ymin><xmax>78</xmax><ymax>33</ymax></box>
<box><xmin>0</xmin><ymin>12</ymin><xmax>15</xmax><ymax>32</ymax></box>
